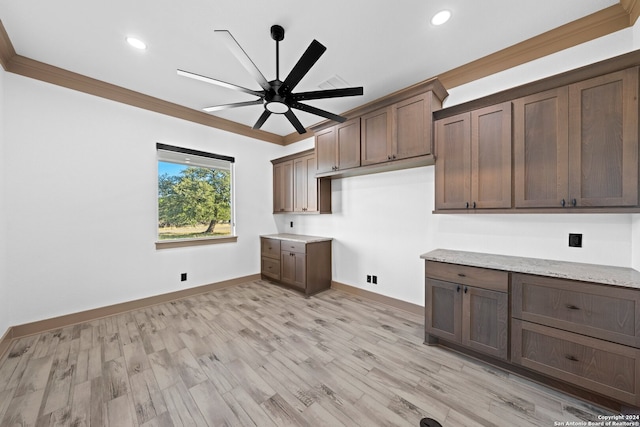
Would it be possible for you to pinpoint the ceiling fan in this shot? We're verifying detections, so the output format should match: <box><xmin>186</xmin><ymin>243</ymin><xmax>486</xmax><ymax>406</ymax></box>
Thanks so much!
<box><xmin>178</xmin><ymin>25</ymin><xmax>364</xmax><ymax>134</ymax></box>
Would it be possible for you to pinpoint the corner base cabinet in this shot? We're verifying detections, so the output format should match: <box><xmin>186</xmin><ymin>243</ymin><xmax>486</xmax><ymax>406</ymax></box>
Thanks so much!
<box><xmin>260</xmin><ymin>234</ymin><xmax>332</xmax><ymax>296</ymax></box>
<box><xmin>422</xmin><ymin>249</ymin><xmax>640</xmax><ymax>412</ymax></box>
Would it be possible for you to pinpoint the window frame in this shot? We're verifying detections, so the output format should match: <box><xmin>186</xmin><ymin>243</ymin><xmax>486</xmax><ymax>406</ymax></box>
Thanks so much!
<box><xmin>155</xmin><ymin>143</ymin><xmax>237</xmax><ymax>249</ymax></box>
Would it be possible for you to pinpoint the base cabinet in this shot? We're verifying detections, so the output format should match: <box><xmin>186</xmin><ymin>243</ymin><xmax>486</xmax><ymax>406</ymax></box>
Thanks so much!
<box><xmin>511</xmin><ymin>273</ymin><xmax>640</xmax><ymax>407</ymax></box>
<box><xmin>425</xmin><ymin>261</ymin><xmax>509</xmax><ymax>360</ymax></box>
<box><xmin>423</xmin><ymin>253</ymin><xmax>640</xmax><ymax>411</ymax></box>
<box><xmin>260</xmin><ymin>236</ymin><xmax>332</xmax><ymax>296</ymax></box>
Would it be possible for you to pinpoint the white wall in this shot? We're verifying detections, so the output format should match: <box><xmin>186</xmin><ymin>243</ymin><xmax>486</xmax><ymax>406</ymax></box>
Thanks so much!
<box><xmin>1</xmin><ymin>73</ymin><xmax>284</xmax><ymax>332</ymax></box>
<box><xmin>279</xmin><ymin>26</ymin><xmax>640</xmax><ymax>306</ymax></box>
<box><xmin>0</xmin><ymin>68</ymin><xmax>8</xmax><ymax>335</ymax></box>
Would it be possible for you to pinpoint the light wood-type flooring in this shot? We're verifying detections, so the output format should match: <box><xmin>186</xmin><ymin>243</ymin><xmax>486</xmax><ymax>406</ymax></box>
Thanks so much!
<box><xmin>0</xmin><ymin>280</ymin><xmax>612</xmax><ymax>426</ymax></box>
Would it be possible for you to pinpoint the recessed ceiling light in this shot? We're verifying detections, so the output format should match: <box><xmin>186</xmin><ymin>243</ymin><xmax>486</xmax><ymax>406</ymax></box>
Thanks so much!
<box><xmin>126</xmin><ymin>37</ymin><xmax>147</xmax><ymax>50</ymax></box>
<box><xmin>431</xmin><ymin>10</ymin><xmax>451</xmax><ymax>26</ymax></box>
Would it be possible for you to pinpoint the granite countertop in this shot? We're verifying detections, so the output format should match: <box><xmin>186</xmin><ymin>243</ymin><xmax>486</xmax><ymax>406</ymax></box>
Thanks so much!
<box><xmin>261</xmin><ymin>233</ymin><xmax>333</xmax><ymax>243</ymax></box>
<box><xmin>421</xmin><ymin>248</ymin><xmax>640</xmax><ymax>289</ymax></box>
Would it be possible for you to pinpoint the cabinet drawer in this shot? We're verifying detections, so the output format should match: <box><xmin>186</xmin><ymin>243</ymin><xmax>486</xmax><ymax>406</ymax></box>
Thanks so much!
<box><xmin>261</xmin><ymin>238</ymin><xmax>281</xmax><ymax>259</ymax></box>
<box><xmin>425</xmin><ymin>261</ymin><xmax>508</xmax><ymax>292</ymax></box>
<box><xmin>512</xmin><ymin>319</ymin><xmax>640</xmax><ymax>406</ymax></box>
<box><xmin>261</xmin><ymin>257</ymin><xmax>280</xmax><ymax>281</ymax></box>
<box><xmin>512</xmin><ymin>274</ymin><xmax>640</xmax><ymax>348</ymax></box>
<box><xmin>280</xmin><ymin>240</ymin><xmax>306</xmax><ymax>254</ymax></box>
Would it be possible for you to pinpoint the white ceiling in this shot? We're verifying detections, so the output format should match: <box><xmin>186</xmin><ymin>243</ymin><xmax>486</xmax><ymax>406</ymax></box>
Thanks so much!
<box><xmin>0</xmin><ymin>0</ymin><xmax>620</xmax><ymax>136</ymax></box>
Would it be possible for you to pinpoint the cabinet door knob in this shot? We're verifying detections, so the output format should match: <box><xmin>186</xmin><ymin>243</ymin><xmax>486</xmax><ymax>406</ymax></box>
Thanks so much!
<box><xmin>456</xmin><ymin>285</ymin><xmax>460</xmax><ymax>292</ymax></box>
<box><xmin>561</xmin><ymin>199</ymin><xmax>566</xmax><ymax>207</ymax></box>
<box><xmin>566</xmin><ymin>304</ymin><xmax>580</xmax><ymax>310</ymax></box>
<box><xmin>565</xmin><ymin>355</ymin><xmax>579</xmax><ymax>362</ymax></box>
<box><xmin>464</xmin><ymin>287</ymin><xmax>468</xmax><ymax>294</ymax></box>
<box><xmin>387</xmin><ymin>155</ymin><xmax>392</xmax><ymax>160</ymax></box>
<box><xmin>392</xmin><ymin>154</ymin><xmax>396</xmax><ymax>159</ymax></box>
<box><xmin>465</xmin><ymin>202</ymin><xmax>469</xmax><ymax>209</ymax></box>
<box><xmin>572</xmin><ymin>198</ymin><xmax>577</xmax><ymax>207</ymax></box>
<box><xmin>472</xmin><ymin>201</ymin><xmax>476</xmax><ymax>209</ymax></box>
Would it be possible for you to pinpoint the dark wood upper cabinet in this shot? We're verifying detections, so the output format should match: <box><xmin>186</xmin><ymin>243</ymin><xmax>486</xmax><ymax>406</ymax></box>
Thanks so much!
<box><xmin>273</xmin><ymin>160</ymin><xmax>293</xmax><ymax>213</ymax></box>
<box><xmin>312</xmin><ymin>80</ymin><xmax>447</xmax><ymax>179</ymax></box>
<box><xmin>315</xmin><ymin>118</ymin><xmax>361</xmax><ymax>174</ymax></box>
<box><xmin>272</xmin><ymin>150</ymin><xmax>330</xmax><ymax>214</ymax></box>
<box><xmin>361</xmin><ymin>92</ymin><xmax>435</xmax><ymax>166</ymax></box>
<box><xmin>471</xmin><ymin>103</ymin><xmax>512</xmax><ymax>209</ymax></box>
<box><xmin>515</xmin><ymin>68</ymin><xmax>639</xmax><ymax>209</ymax></box>
<box><xmin>513</xmin><ymin>87</ymin><xmax>569</xmax><ymax>208</ymax></box>
<box><xmin>568</xmin><ymin>67</ymin><xmax>639</xmax><ymax>207</ymax></box>
<box><xmin>435</xmin><ymin>102</ymin><xmax>511</xmax><ymax>210</ymax></box>
<box><xmin>436</xmin><ymin>56</ymin><xmax>640</xmax><ymax>213</ymax></box>
<box><xmin>394</xmin><ymin>92</ymin><xmax>434</xmax><ymax>160</ymax></box>
<box><xmin>435</xmin><ymin>112</ymin><xmax>471</xmax><ymax>210</ymax></box>
<box><xmin>361</xmin><ymin>107</ymin><xmax>392</xmax><ymax>166</ymax></box>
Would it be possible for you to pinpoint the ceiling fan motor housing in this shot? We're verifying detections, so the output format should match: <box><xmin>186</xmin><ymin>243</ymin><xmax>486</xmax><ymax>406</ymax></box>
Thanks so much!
<box><xmin>270</xmin><ymin>25</ymin><xmax>285</xmax><ymax>42</ymax></box>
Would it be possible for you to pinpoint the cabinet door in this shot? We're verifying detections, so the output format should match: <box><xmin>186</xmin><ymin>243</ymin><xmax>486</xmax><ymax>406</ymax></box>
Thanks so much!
<box><xmin>293</xmin><ymin>154</ymin><xmax>318</xmax><ymax>212</ymax></box>
<box><xmin>425</xmin><ymin>278</ymin><xmax>462</xmax><ymax>343</ymax></box>
<box><xmin>471</xmin><ymin>102</ymin><xmax>512</xmax><ymax>209</ymax></box>
<box><xmin>393</xmin><ymin>92</ymin><xmax>432</xmax><ymax>159</ymax></box>
<box><xmin>513</xmin><ymin>88</ymin><xmax>569</xmax><ymax>208</ymax></box>
<box><xmin>293</xmin><ymin>156</ymin><xmax>307</xmax><ymax>212</ymax></box>
<box><xmin>462</xmin><ymin>286</ymin><xmax>508</xmax><ymax>360</ymax></box>
<box><xmin>315</xmin><ymin>127</ymin><xmax>337</xmax><ymax>174</ymax></box>
<box><xmin>361</xmin><ymin>107</ymin><xmax>392</xmax><ymax>166</ymax></box>
<box><xmin>304</xmin><ymin>155</ymin><xmax>318</xmax><ymax>212</ymax></box>
<box><xmin>568</xmin><ymin>67</ymin><xmax>639</xmax><ymax>207</ymax></box>
<box><xmin>281</xmin><ymin>251</ymin><xmax>306</xmax><ymax>290</ymax></box>
<box><xmin>336</xmin><ymin>118</ymin><xmax>361</xmax><ymax>170</ymax></box>
<box><xmin>273</xmin><ymin>160</ymin><xmax>293</xmax><ymax>213</ymax></box>
<box><xmin>435</xmin><ymin>112</ymin><xmax>471</xmax><ymax>210</ymax></box>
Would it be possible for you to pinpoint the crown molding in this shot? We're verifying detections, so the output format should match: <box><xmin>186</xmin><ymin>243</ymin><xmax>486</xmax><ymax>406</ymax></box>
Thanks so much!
<box><xmin>0</xmin><ymin>1</ymin><xmax>637</xmax><ymax>145</ymax></box>
<box><xmin>437</xmin><ymin>3</ymin><xmax>633</xmax><ymax>89</ymax></box>
<box><xmin>0</xmin><ymin>22</ymin><xmax>285</xmax><ymax>145</ymax></box>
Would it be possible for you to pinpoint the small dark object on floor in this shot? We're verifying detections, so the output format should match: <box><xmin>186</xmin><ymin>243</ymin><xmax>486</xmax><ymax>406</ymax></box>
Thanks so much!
<box><xmin>420</xmin><ymin>418</ymin><xmax>443</xmax><ymax>427</ymax></box>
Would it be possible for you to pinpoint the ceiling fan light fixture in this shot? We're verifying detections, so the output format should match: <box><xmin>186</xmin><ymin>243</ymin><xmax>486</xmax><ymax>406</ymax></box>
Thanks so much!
<box><xmin>431</xmin><ymin>10</ymin><xmax>451</xmax><ymax>26</ymax></box>
<box><xmin>265</xmin><ymin>101</ymin><xmax>289</xmax><ymax>114</ymax></box>
<box><xmin>126</xmin><ymin>36</ymin><xmax>147</xmax><ymax>50</ymax></box>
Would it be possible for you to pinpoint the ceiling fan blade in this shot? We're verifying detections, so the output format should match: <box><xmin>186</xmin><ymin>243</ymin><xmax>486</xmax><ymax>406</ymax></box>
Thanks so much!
<box><xmin>290</xmin><ymin>102</ymin><xmax>347</xmax><ymax>123</ymax></box>
<box><xmin>203</xmin><ymin>99</ymin><xmax>263</xmax><ymax>112</ymax></box>
<box><xmin>292</xmin><ymin>87</ymin><xmax>364</xmax><ymax>101</ymax></box>
<box><xmin>177</xmin><ymin>69</ymin><xmax>264</xmax><ymax>97</ymax></box>
<box><xmin>284</xmin><ymin>110</ymin><xmax>307</xmax><ymax>134</ymax></box>
<box><xmin>281</xmin><ymin>40</ymin><xmax>327</xmax><ymax>94</ymax></box>
<box><xmin>253</xmin><ymin>110</ymin><xmax>272</xmax><ymax>130</ymax></box>
<box><xmin>215</xmin><ymin>30</ymin><xmax>272</xmax><ymax>92</ymax></box>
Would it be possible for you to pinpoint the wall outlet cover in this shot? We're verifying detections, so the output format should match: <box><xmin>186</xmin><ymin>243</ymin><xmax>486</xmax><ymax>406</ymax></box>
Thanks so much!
<box><xmin>569</xmin><ymin>233</ymin><xmax>582</xmax><ymax>248</ymax></box>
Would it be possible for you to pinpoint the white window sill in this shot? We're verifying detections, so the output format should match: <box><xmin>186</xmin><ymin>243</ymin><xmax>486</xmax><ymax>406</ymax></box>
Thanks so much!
<box><xmin>155</xmin><ymin>235</ymin><xmax>238</xmax><ymax>249</ymax></box>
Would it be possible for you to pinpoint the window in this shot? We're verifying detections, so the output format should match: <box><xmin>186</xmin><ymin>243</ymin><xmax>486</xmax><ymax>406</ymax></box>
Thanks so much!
<box><xmin>156</xmin><ymin>143</ymin><xmax>235</xmax><ymax>246</ymax></box>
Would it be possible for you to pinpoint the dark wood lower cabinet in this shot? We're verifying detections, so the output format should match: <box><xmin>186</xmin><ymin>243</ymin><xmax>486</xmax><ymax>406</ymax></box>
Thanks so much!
<box><xmin>260</xmin><ymin>235</ymin><xmax>332</xmax><ymax>296</ymax></box>
<box><xmin>513</xmin><ymin>319</ymin><xmax>640</xmax><ymax>407</ymax></box>
<box><xmin>424</xmin><ymin>256</ymin><xmax>640</xmax><ymax>411</ymax></box>
<box><xmin>425</xmin><ymin>262</ymin><xmax>509</xmax><ymax>360</ymax></box>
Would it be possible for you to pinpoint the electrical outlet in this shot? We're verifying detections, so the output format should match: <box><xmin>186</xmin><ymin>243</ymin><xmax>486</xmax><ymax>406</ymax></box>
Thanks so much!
<box><xmin>569</xmin><ymin>233</ymin><xmax>582</xmax><ymax>248</ymax></box>
<box><xmin>181</xmin><ymin>273</ymin><xmax>187</xmax><ymax>281</ymax></box>
<box><xmin>372</xmin><ymin>275</ymin><xmax>377</xmax><ymax>284</ymax></box>
<box><xmin>367</xmin><ymin>275</ymin><xmax>371</xmax><ymax>283</ymax></box>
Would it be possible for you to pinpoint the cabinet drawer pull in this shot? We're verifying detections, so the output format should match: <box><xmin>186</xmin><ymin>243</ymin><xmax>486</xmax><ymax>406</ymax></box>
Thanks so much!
<box><xmin>456</xmin><ymin>285</ymin><xmax>460</xmax><ymax>292</ymax></box>
<box><xmin>565</xmin><ymin>304</ymin><xmax>580</xmax><ymax>310</ymax></box>
<box><xmin>464</xmin><ymin>286</ymin><xmax>468</xmax><ymax>294</ymax></box>
<box><xmin>457</xmin><ymin>273</ymin><xmax>466</xmax><ymax>277</ymax></box>
<box><xmin>561</xmin><ymin>198</ymin><xmax>566</xmax><ymax>207</ymax></box>
<box><xmin>572</xmin><ymin>198</ymin><xmax>577</xmax><ymax>207</ymax></box>
<box><xmin>465</xmin><ymin>202</ymin><xmax>469</xmax><ymax>209</ymax></box>
<box><xmin>565</xmin><ymin>355</ymin><xmax>579</xmax><ymax>362</ymax></box>
<box><xmin>473</xmin><ymin>201</ymin><xmax>476</xmax><ymax>209</ymax></box>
